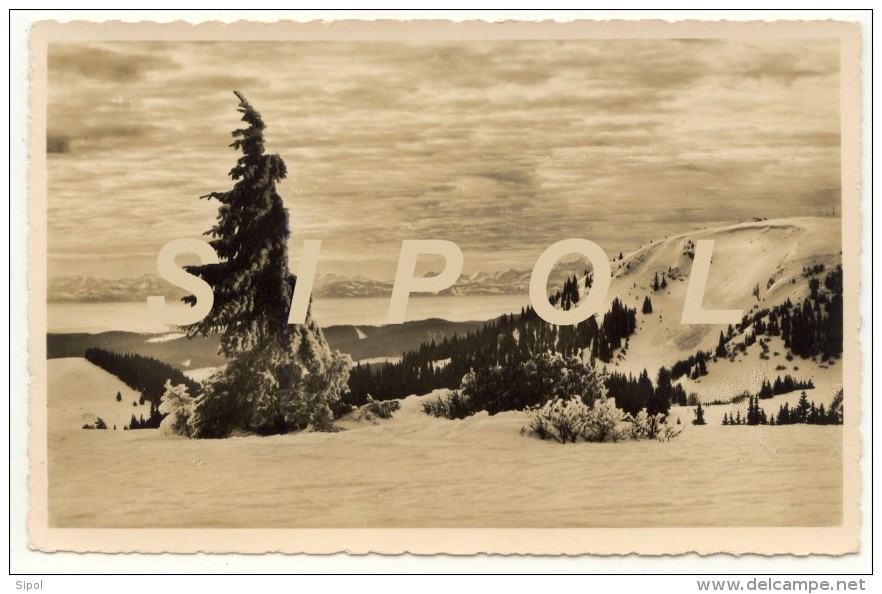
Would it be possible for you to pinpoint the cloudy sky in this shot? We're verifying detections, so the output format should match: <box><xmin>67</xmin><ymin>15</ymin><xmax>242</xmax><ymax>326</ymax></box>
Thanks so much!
<box><xmin>46</xmin><ymin>38</ymin><xmax>841</xmax><ymax>280</ymax></box>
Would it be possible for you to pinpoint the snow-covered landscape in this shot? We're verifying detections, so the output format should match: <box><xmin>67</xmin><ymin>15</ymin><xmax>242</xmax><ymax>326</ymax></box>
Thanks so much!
<box><xmin>45</xmin><ymin>216</ymin><xmax>846</xmax><ymax>528</ymax></box>
<box><xmin>37</xmin><ymin>34</ymin><xmax>855</xmax><ymax>541</ymax></box>
<box><xmin>48</xmin><ymin>358</ymin><xmax>842</xmax><ymax>528</ymax></box>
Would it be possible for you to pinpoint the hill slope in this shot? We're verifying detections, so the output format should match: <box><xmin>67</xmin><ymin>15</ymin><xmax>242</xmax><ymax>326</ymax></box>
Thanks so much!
<box><xmin>47</xmin><ymin>357</ymin><xmax>155</xmax><ymax>433</ymax></box>
<box><xmin>585</xmin><ymin>216</ymin><xmax>842</xmax><ymax>401</ymax></box>
<box><xmin>600</xmin><ymin>217</ymin><xmax>839</xmax><ymax>364</ymax></box>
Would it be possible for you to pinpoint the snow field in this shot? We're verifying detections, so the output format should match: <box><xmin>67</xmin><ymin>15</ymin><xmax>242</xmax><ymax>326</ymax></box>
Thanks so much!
<box><xmin>48</xmin><ymin>359</ymin><xmax>842</xmax><ymax>528</ymax></box>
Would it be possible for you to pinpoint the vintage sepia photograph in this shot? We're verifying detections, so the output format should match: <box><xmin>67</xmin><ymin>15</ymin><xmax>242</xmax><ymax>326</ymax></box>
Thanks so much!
<box><xmin>24</xmin><ymin>17</ymin><xmax>864</xmax><ymax>557</ymax></box>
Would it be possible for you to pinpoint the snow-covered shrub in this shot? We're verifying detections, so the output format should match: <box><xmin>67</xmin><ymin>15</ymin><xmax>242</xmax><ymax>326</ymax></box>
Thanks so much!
<box><xmin>354</xmin><ymin>395</ymin><xmax>400</xmax><ymax>421</ymax></box>
<box><xmin>522</xmin><ymin>358</ymin><xmax>628</xmax><ymax>444</ymax></box>
<box><xmin>629</xmin><ymin>409</ymin><xmax>683</xmax><ymax>441</ymax></box>
<box><xmin>525</xmin><ymin>408</ymin><xmax>553</xmax><ymax>441</ymax></box>
<box><xmin>529</xmin><ymin>397</ymin><xmax>590</xmax><ymax>443</ymax></box>
<box><xmin>526</xmin><ymin>396</ymin><xmax>684</xmax><ymax>444</ymax></box>
<box><xmin>158</xmin><ymin>380</ymin><xmax>194</xmax><ymax>437</ymax></box>
<box><xmin>629</xmin><ymin>409</ymin><xmax>662</xmax><ymax>440</ymax></box>
<box><xmin>448</xmin><ymin>351</ymin><xmax>607</xmax><ymax>419</ymax></box>
<box><xmin>422</xmin><ymin>390</ymin><xmax>471</xmax><ymax>419</ymax></box>
<box><xmin>519</xmin><ymin>352</ymin><xmax>607</xmax><ymax>408</ymax></box>
<box><xmin>660</xmin><ymin>424</ymin><xmax>684</xmax><ymax>441</ymax></box>
<box><xmin>583</xmin><ymin>395</ymin><xmax>628</xmax><ymax>442</ymax></box>
<box><xmin>525</xmin><ymin>394</ymin><xmax>628</xmax><ymax>444</ymax></box>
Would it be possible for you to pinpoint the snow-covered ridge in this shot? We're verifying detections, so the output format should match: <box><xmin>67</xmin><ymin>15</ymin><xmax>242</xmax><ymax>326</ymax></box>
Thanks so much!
<box><xmin>586</xmin><ymin>216</ymin><xmax>841</xmax><ymax>398</ymax></box>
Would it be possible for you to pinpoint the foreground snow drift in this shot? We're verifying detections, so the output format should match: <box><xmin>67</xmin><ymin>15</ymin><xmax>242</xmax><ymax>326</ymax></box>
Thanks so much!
<box><xmin>48</xmin><ymin>359</ymin><xmax>842</xmax><ymax>529</ymax></box>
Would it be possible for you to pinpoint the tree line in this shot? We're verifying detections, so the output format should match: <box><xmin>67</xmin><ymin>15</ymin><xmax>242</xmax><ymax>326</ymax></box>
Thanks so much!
<box><xmin>722</xmin><ymin>390</ymin><xmax>842</xmax><ymax>426</ymax></box>
<box><xmin>757</xmin><ymin>374</ymin><xmax>814</xmax><ymax>399</ymax></box>
<box><xmin>345</xmin><ymin>296</ymin><xmax>639</xmax><ymax>408</ymax></box>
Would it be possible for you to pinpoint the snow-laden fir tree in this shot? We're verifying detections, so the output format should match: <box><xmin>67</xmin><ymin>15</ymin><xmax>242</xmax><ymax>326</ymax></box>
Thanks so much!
<box><xmin>158</xmin><ymin>380</ymin><xmax>194</xmax><ymax>437</ymax></box>
<box><xmin>182</xmin><ymin>92</ymin><xmax>350</xmax><ymax>438</ymax></box>
<box><xmin>692</xmin><ymin>400</ymin><xmax>706</xmax><ymax>425</ymax></box>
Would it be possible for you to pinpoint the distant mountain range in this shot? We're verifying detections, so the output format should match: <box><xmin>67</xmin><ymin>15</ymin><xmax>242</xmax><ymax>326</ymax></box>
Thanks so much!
<box><xmin>47</xmin><ymin>258</ymin><xmax>591</xmax><ymax>302</ymax></box>
<box><xmin>311</xmin><ymin>273</ymin><xmax>393</xmax><ymax>298</ymax></box>
<box><xmin>48</xmin><ymin>274</ymin><xmax>189</xmax><ymax>303</ymax></box>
